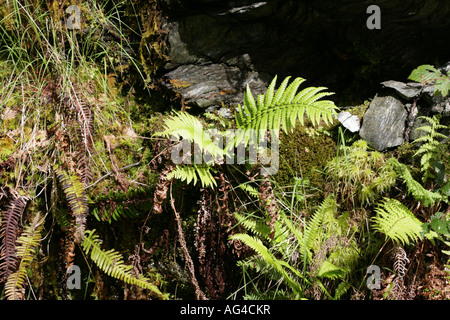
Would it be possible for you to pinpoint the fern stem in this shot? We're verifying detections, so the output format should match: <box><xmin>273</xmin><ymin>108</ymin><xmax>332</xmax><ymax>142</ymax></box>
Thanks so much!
<box><xmin>170</xmin><ymin>183</ymin><xmax>207</xmax><ymax>300</ymax></box>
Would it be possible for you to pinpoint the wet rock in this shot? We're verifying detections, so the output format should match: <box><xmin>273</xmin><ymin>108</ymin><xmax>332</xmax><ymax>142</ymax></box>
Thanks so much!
<box><xmin>359</xmin><ymin>94</ymin><xmax>408</xmax><ymax>151</ymax></box>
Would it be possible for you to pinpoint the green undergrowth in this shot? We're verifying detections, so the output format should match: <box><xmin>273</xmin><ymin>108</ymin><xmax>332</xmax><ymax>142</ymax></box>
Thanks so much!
<box><xmin>0</xmin><ymin>1</ymin><xmax>449</xmax><ymax>301</ymax></box>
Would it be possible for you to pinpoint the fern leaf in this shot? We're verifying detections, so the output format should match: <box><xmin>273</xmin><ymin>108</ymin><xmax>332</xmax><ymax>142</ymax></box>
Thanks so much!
<box><xmin>4</xmin><ymin>213</ymin><xmax>43</xmax><ymax>300</ymax></box>
<box><xmin>316</xmin><ymin>260</ymin><xmax>348</xmax><ymax>280</ymax></box>
<box><xmin>303</xmin><ymin>196</ymin><xmax>336</xmax><ymax>262</ymax></box>
<box><xmin>371</xmin><ymin>198</ymin><xmax>423</xmax><ymax>245</ymax></box>
<box><xmin>238</xmin><ymin>182</ymin><xmax>260</xmax><ymax>198</ymax></box>
<box><xmin>389</xmin><ymin>158</ymin><xmax>443</xmax><ymax>206</ymax></box>
<box><xmin>81</xmin><ymin>229</ymin><xmax>167</xmax><ymax>299</ymax></box>
<box><xmin>55</xmin><ymin>166</ymin><xmax>89</xmax><ymax>243</ymax></box>
<box><xmin>0</xmin><ymin>195</ymin><xmax>27</xmax><ymax>280</ymax></box>
<box><xmin>167</xmin><ymin>164</ymin><xmax>216</xmax><ymax>188</ymax></box>
<box><xmin>235</xmin><ymin>76</ymin><xmax>338</xmax><ymax>134</ymax></box>
<box><xmin>278</xmin><ymin>211</ymin><xmax>303</xmax><ymax>245</ymax></box>
<box><xmin>229</xmin><ymin>233</ymin><xmax>306</xmax><ymax>294</ymax></box>
<box><xmin>156</xmin><ymin>111</ymin><xmax>223</xmax><ymax>160</ymax></box>
<box><xmin>234</xmin><ymin>212</ymin><xmax>272</xmax><ymax>239</ymax></box>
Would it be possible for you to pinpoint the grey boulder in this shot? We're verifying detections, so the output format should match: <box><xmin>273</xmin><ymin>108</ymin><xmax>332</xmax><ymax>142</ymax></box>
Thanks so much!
<box><xmin>359</xmin><ymin>94</ymin><xmax>408</xmax><ymax>151</ymax></box>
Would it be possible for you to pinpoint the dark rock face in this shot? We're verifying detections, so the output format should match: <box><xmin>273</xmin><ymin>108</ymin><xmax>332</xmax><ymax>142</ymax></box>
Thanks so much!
<box><xmin>359</xmin><ymin>94</ymin><xmax>408</xmax><ymax>151</ymax></box>
<box><xmin>155</xmin><ymin>0</ymin><xmax>450</xmax><ymax>109</ymax></box>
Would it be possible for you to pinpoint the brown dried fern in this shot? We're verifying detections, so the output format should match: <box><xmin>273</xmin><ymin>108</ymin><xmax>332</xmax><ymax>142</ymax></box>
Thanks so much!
<box><xmin>0</xmin><ymin>195</ymin><xmax>27</xmax><ymax>281</ymax></box>
<box><xmin>258</xmin><ymin>175</ymin><xmax>279</xmax><ymax>239</ymax></box>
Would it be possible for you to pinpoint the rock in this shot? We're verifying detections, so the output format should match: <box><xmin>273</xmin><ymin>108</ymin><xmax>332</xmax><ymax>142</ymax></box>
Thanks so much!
<box><xmin>218</xmin><ymin>107</ymin><xmax>233</xmax><ymax>119</ymax></box>
<box><xmin>337</xmin><ymin>111</ymin><xmax>360</xmax><ymax>132</ymax></box>
<box><xmin>421</xmin><ymin>85</ymin><xmax>450</xmax><ymax>116</ymax></box>
<box><xmin>151</xmin><ymin>0</ymin><xmax>450</xmax><ymax>109</ymax></box>
<box><xmin>162</xmin><ymin>63</ymin><xmax>268</xmax><ymax>109</ymax></box>
<box><xmin>380</xmin><ymin>81</ymin><xmax>422</xmax><ymax>100</ymax></box>
<box><xmin>359</xmin><ymin>94</ymin><xmax>408</xmax><ymax>151</ymax></box>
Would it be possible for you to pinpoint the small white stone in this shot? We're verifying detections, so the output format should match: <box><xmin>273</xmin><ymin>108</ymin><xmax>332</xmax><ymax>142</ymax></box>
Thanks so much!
<box><xmin>337</xmin><ymin>111</ymin><xmax>360</xmax><ymax>132</ymax></box>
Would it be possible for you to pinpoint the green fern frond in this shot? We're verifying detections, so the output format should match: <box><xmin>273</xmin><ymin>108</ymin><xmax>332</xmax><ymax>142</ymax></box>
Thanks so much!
<box><xmin>229</xmin><ymin>233</ymin><xmax>307</xmax><ymax>294</ymax></box>
<box><xmin>238</xmin><ymin>182</ymin><xmax>260</xmax><ymax>198</ymax></box>
<box><xmin>235</xmin><ymin>76</ymin><xmax>338</xmax><ymax>133</ymax></box>
<box><xmin>371</xmin><ymin>198</ymin><xmax>423</xmax><ymax>245</ymax></box>
<box><xmin>54</xmin><ymin>166</ymin><xmax>89</xmax><ymax>243</ymax></box>
<box><xmin>412</xmin><ymin>115</ymin><xmax>449</xmax><ymax>183</ymax></box>
<box><xmin>156</xmin><ymin>111</ymin><xmax>223</xmax><ymax>159</ymax></box>
<box><xmin>303</xmin><ymin>195</ymin><xmax>337</xmax><ymax>262</ymax></box>
<box><xmin>316</xmin><ymin>260</ymin><xmax>348</xmax><ymax>280</ymax></box>
<box><xmin>4</xmin><ymin>214</ymin><xmax>43</xmax><ymax>300</ymax></box>
<box><xmin>278</xmin><ymin>211</ymin><xmax>304</xmax><ymax>246</ymax></box>
<box><xmin>234</xmin><ymin>212</ymin><xmax>272</xmax><ymax>239</ymax></box>
<box><xmin>167</xmin><ymin>164</ymin><xmax>216</xmax><ymax>188</ymax></box>
<box><xmin>81</xmin><ymin>229</ymin><xmax>167</xmax><ymax>299</ymax></box>
<box><xmin>388</xmin><ymin>158</ymin><xmax>443</xmax><ymax>206</ymax></box>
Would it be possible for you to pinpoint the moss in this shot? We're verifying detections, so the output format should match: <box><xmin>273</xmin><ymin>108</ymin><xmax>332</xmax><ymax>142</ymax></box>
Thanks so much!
<box><xmin>275</xmin><ymin>125</ymin><xmax>336</xmax><ymax>194</ymax></box>
<box><xmin>0</xmin><ymin>137</ymin><xmax>15</xmax><ymax>162</ymax></box>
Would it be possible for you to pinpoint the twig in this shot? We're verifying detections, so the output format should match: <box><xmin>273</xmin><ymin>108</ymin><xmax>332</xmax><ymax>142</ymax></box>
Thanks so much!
<box><xmin>84</xmin><ymin>162</ymin><xmax>141</xmax><ymax>189</ymax></box>
<box><xmin>170</xmin><ymin>183</ymin><xmax>207</xmax><ymax>300</ymax></box>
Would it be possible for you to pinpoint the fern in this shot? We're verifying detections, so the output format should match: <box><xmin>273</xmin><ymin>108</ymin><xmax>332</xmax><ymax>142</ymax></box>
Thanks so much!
<box><xmin>388</xmin><ymin>158</ymin><xmax>443</xmax><ymax>206</ymax></box>
<box><xmin>54</xmin><ymin>166</ymin><xmax>89</xmax><ymax>243</ymax></box>
<box><xmin>326</xmin><ymin>140</ymin><xmax>397</xmax><ymax>205</ymax></box>
<box><xmin>302</xmin><ymin>195</ymin><xmax>337</xmax><ymax>262</ymax></box>
<box><xmin>81</xmin><ymin>229</ymin><xmax>167</xmax><ymax>299</ymax></box>
<box><xmin>412</xmin><ymin>115</ymin><xmax>448</xmax><ymax>183</ymax></box>
<box><xmin>155</xmin><ymin>112</ymin><xmax>224</xmax><ymax>188</ymax></box>
<box><xmin>167</xmin><ymin>164</ymin><xmax>216</xmax><ymax>188</ymax></box>
<box><xmin>234</xmin><ymin>212</ymin><xmax>272</xmax><ymax>240</ymax></box>
<box><xmin>91</xmin><ymin>187</ymin><xmax>153</xmax><ymax>223</ymax></box>
<box><xmin>235</xmin><ymin>75</ymin><xmax>338</xmax><ymax>133</ymax></box>
<box><xmin>316</xmin><ymin>260</ymin><xmax>348</xmax><ymax>280</ymax></box>
<box><xmin>229</xmin><ymin>233</ymin><xmax>308</xmax><ymax>296</ymax></box>
<box><xmin>4</xmin><ymin>213</ymin><xmax>43</xmax><ymax>300</ymax></box>
<box><xmin>231</xmin><ymin>196</ymin><xmax>343</xmax><ymax>299</ymax></box>
<box><xmin>371</xmin><ymin>198</ymin><xmax>423</xmax><ymax>246</ymax></box>
<box><xmin>0</xmin><ymin>195</ymin><xmax>27</xmax><ymax>280</ymax></box>
<box><xmin>408</xmin><ymin>64</ymin><xmax>450</xmax><ymax>97</ymax></box>
<box><xmin>156</xmin><ymin>111</ymin><xmax>224</xmax><ymax>160</ymax></box>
